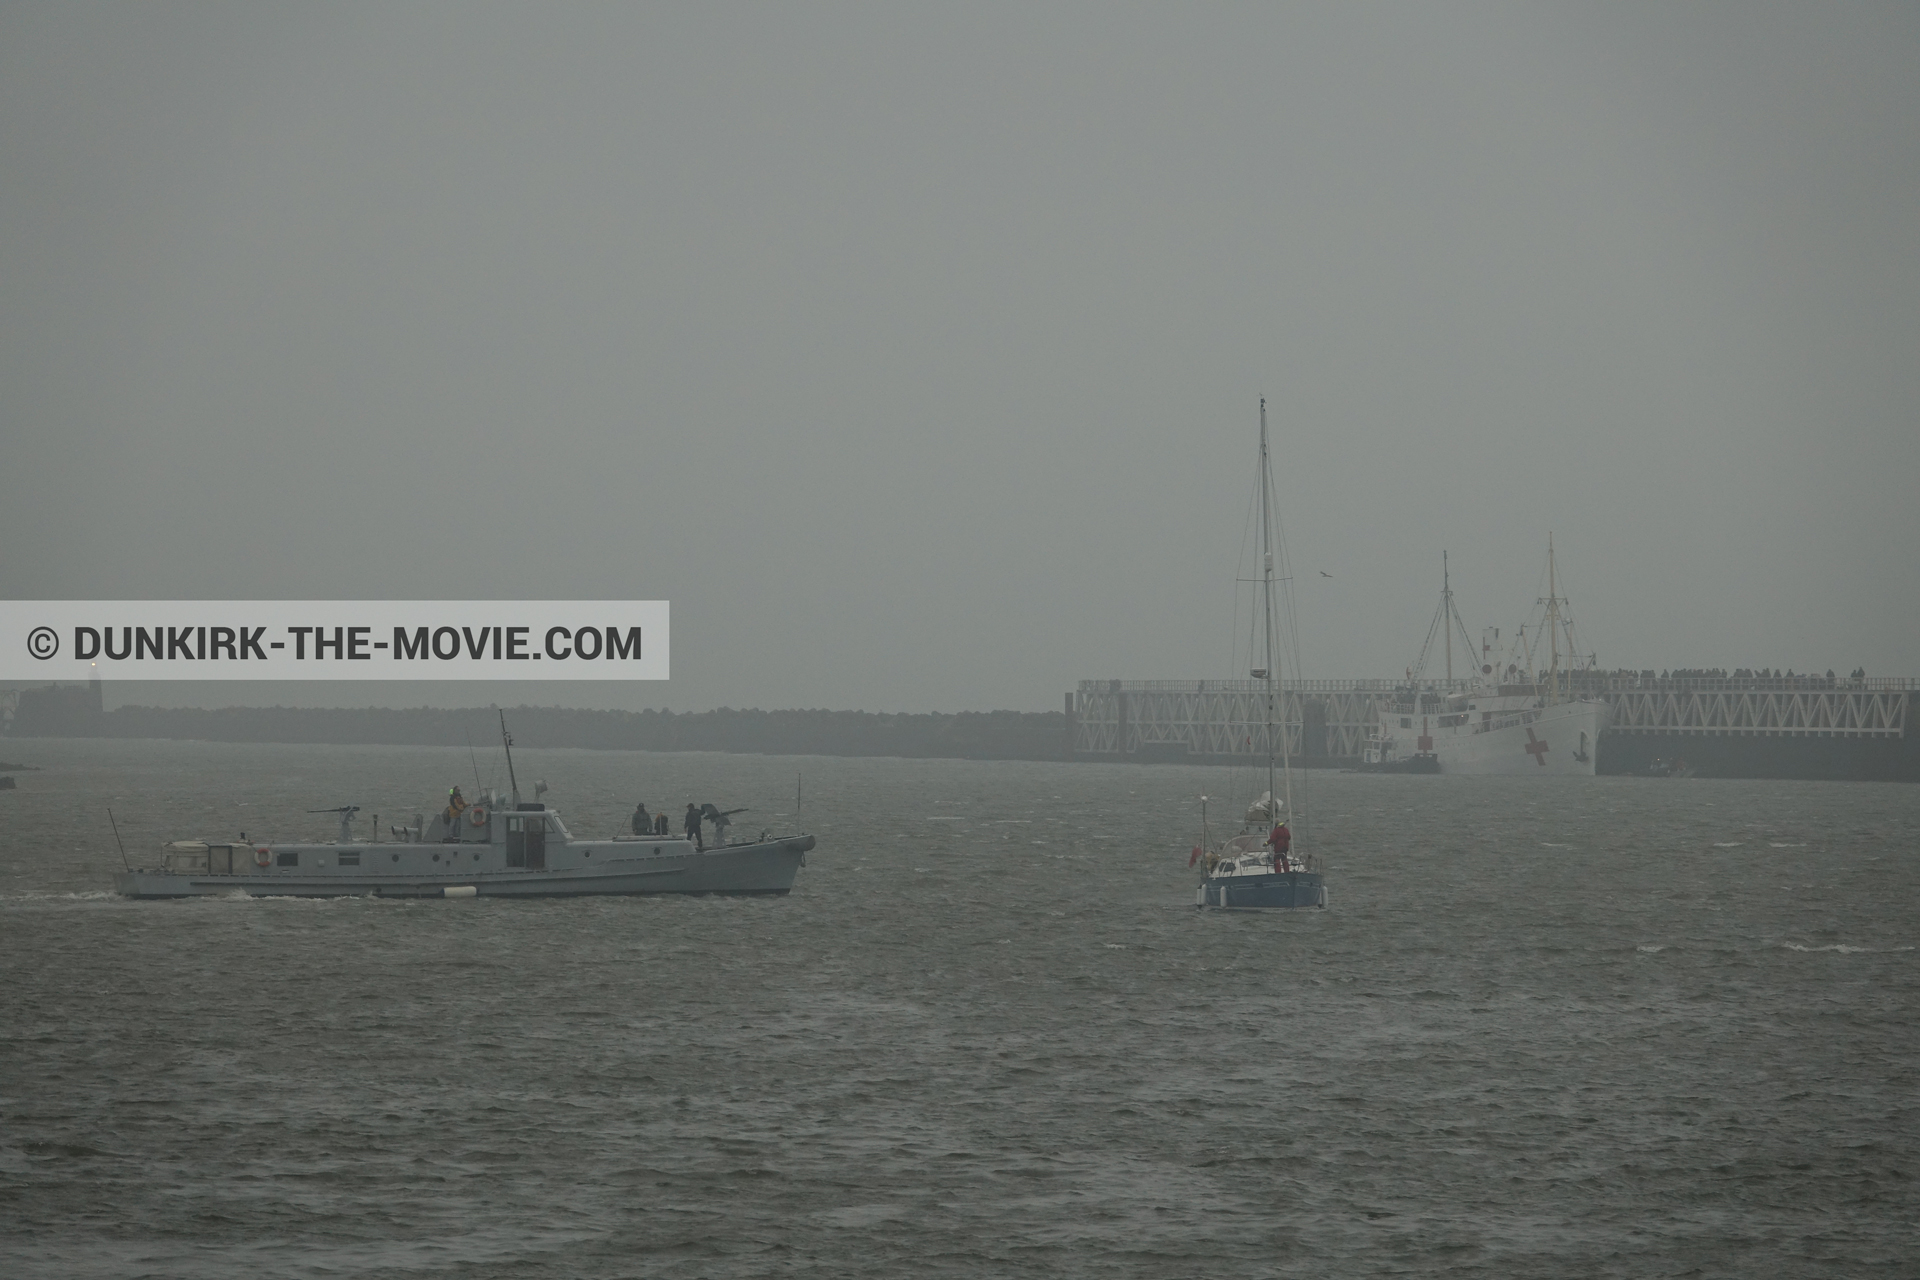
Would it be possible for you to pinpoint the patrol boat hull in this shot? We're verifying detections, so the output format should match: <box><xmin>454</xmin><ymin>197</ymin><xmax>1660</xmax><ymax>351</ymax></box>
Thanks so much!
<box><xmin>116</xmin><ymin>820</ymin><xmax>813</xmax><ymax>900</ymax></box>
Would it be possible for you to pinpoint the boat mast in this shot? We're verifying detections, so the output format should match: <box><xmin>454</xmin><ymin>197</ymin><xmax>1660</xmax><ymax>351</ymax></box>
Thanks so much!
<box><xmin>499</xmin><ymin>709</ymin><xmax>521</xmax><ymax>807</ymax></box>
<box><xmin>1259</xmin><ymin>398</ymin><xmax>1290</xmax><ymax>822</ymax></box>
<box><xmin>1443</xmin><ymin>551</ymin><xmax>1453</xmax><ymax>686</ymax></box>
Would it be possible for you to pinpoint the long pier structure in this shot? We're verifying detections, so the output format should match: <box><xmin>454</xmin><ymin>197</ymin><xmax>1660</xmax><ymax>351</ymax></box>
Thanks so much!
<box><xmin>1069</xmin><ymin>675</ymin><xmax>1917</xmax><ymax>780</ymax></box>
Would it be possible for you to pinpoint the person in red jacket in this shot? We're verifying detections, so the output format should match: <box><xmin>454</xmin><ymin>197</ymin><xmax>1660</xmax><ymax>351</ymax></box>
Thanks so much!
<box><xmin>1267</xmin><ymin>821</ymin><xmax>1291</xmax><ymax>867</ymax></box>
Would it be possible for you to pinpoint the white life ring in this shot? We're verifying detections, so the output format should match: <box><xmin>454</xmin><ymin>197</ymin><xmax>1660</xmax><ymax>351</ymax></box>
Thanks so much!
<box><xmin>468</xmin><ymin>804</ymin><xmax>489</xmax><ymax>827</ymax></box>
<box><xmin>254</xmin><ymin>847</ymin><xmax>272</xmax><ymax>867</ymax></box>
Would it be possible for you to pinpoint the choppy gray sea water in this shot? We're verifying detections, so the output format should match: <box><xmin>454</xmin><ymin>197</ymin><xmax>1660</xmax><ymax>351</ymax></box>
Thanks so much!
<box><xmin>1</xmin><ymin>737</ymin><xmax>1915</xmax><ymax>1278</ymax></box>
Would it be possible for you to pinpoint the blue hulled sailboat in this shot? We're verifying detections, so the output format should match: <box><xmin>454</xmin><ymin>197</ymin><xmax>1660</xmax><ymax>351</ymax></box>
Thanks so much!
<box><xmin>1194</xmin><ymin>400</ymin><xmax>1327</xmax><ymax>911</ymax></box>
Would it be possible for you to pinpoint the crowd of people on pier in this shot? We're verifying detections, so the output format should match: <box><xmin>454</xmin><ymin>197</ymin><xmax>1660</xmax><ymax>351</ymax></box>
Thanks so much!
<box><xmin>1590</xmin><ymin>666</ymin><xmax>1875</xmax><ymax>690</ymax></box>
<box><xmin>1398</xmin><ymin>665</ymin><xmax>1884</xmax><ymax>701</ymax></box>
<box><xmin>1503</xmin><ymin>666</ymin><xmax>1879</xmax><ymax>691</ymax></box>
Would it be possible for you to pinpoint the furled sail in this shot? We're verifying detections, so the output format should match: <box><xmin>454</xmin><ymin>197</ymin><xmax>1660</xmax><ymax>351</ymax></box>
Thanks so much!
<box><xmin>1243</xmin><ymin>792</ymin><xmax>1285</xmax><ymax>825</ymax></box>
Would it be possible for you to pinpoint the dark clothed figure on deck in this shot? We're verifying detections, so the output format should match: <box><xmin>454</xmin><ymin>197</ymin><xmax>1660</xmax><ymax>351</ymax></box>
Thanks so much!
<box><xmin>1268</xmin><ymin>822</ymin><xmax>1291</xmax><ymax>865</ymax></box>
<box><xmin>700</xmin><ymin>803</ymin><xmax>740</xmax><ymax>844</ymax></box>
<box><xmin>684</xmin><ymin>803</ymin><xmax>704</xmax><ymax>851</ymax></box>
<box><xmin>631</xmin><ymin>803</ymin><xmax>650</xmax><ymax>836</ymax></box>
<box><xmin>655</xmin><ymin>812</ymin><xmax>670</xmax><ymax>836</ymax></box>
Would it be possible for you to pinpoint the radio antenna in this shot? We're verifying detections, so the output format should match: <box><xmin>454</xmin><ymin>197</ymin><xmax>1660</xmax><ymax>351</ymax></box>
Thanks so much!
<box><xmin>498</xmin><ymin>709</ymin><xmax>520</xmax><ymax>806</ymax></box>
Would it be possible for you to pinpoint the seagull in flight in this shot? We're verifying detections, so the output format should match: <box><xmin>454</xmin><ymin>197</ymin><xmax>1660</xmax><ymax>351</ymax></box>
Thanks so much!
<box><xmin>1319</xmin><ymin>571</ymin><xmax>1334</xmax><ymax>578</ymax></box>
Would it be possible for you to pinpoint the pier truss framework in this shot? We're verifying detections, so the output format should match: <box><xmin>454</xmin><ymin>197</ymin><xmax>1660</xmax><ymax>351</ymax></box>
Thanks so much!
<box><xmin>1600</xmin><ymin>680</ymin><xmax>1907</xmax><ymax>738</ymax></box>
<box><xmin>1072</xmin><ymin>677</ymin><xmax>1911</xmax><ymax>759</ymax></box>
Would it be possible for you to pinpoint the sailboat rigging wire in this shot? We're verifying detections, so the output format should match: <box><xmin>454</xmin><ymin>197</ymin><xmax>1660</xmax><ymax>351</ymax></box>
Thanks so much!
<box><xmin>1259</xmin><ymin>399</ymin><xmax>1284</xmax><ymax>826</ymax></box>
<box><xmin>1229</xmin><ymin>467</ymin><xmax>1261</xmax><ymax>695</ymax></box>
<box><xmin>1262</xmin><ymin>398</ymin><xmax>1311</xmax><ymax>846</ymax></box>
<box><xmin>107</xmin><ymin>808</ymin><xmax>130</xmax><ymax>873</ymax></box>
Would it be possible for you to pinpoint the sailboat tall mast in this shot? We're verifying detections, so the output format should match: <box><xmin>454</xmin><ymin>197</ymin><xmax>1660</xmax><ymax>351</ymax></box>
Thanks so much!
<box><xmin>1444</xmin><ymin>551</ymin><xmax>1453</xmax><ymax>685</ymax></box>
<box><xmin>1258</xmin><ymin>398</ymin><xmax>1290</xmax><ymax>821</ymax></box>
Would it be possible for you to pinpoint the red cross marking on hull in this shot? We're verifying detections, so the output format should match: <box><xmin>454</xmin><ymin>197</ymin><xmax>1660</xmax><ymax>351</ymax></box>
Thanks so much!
<box><xmin>1525</xmin><ymin>728</ymin><xmax>1549</xmax><ymax>765</ymax></box>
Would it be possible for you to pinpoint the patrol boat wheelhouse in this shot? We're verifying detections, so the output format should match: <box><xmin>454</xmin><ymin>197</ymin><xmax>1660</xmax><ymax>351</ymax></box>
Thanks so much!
<box><xmin>1194</xmin><ymin>400</ymin><xmax>1327</xmax><ymax>911</ymax></box>
<box><xmin>115</xmin><ymin>717</ymin><xmax>813</xmax><ymax>900</ymax></box>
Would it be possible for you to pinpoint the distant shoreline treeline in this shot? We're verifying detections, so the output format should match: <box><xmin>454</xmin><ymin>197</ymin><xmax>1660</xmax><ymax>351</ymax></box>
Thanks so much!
<box><xmin>20</xmin><ymin>699</ymin><xmax>1072</xmax><ymax>762</ymax></box>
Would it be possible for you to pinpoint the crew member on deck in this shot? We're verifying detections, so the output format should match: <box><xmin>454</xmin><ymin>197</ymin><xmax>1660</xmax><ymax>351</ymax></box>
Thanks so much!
<box><xmin>1267</xmin><ymin>820</ymin><xmax>1291</xmax><ymax>867</ymax></box>
<box><xmin>445</xmin><ymin>787</ymin><xmax>468</xmax><ymax>831</ymax></box>
<box><xmin>701</xmin><ymin>802</ymin><xmax>739</xmax><ymax>843</ymax></box>
<box><xmin>684</xmin><ymin>802</ymin><xmax>704</xmax><ymax>851</ymax></box>
<box><xmin>655</xmin><ymin>811</ymin><xmax>670</xmax><ymax>836</ymax></box>
<box><xmin>631</xmin><ymin>802</ymin><xmax>651</xmax><ymax>836</ymax></box>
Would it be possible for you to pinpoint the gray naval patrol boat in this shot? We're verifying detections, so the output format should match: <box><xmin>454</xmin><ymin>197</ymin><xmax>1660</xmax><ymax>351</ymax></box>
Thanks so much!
<box><xmin>115</xmin><ymin>718</ymin><xmax>813</xmax><ymax>900</ymax></box>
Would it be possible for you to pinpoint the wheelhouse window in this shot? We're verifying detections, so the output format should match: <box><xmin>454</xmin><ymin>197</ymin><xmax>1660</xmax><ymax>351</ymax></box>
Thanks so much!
<box><xmin>276</xmin><ymin>851</ymin><xmax>299</xmax><ymax>868</ymax></box>
<box><xmin>337</xmin><ymin>851</ymin><xmax>361</xmax><ymax>867</ymax></box>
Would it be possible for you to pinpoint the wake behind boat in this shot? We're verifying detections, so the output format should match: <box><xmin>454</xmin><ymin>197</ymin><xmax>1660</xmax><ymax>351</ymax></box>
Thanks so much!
<box><xmin>115</xmin><ymin>715</ymin><xmax>813</xmax><ymax>900</ymax></box>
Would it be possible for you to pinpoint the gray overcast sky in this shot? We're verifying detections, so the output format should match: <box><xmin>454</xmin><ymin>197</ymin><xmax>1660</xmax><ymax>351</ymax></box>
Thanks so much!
<box><xmin>3</xmin><ymin>2</ymin><xmax>1916</xmax><ymax>713</ymax></box>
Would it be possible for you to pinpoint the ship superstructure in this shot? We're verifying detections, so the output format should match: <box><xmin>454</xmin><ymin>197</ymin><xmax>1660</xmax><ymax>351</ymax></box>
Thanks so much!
<box><xmin>1362</xmin><ymin>539</ymin><xmax>1611</xmax><ymax>775</ymax></box>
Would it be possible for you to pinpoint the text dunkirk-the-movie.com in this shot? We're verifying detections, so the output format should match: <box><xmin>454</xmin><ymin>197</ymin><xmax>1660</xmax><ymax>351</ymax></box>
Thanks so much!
<box><xmin>1</xmin><ymin>602</ymin><xmax>669</xmax><ymax>680</ymax></box>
